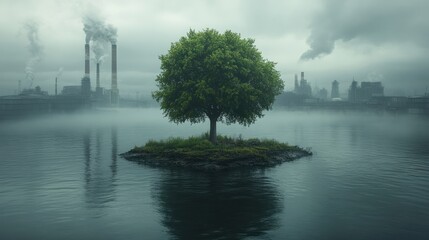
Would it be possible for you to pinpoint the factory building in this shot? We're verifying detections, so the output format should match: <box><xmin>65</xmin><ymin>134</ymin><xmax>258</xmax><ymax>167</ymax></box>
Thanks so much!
<box><xmin>331</xmin><ymin>80</ymin><xmax>340</xmax><ymax>99</ymax></box>
<box><xmin>72</xmin><ymin>38</ymin><xmax>120</xmax><ymax>106</ymax></box>
<box><xmin>294</xmin><ymin>72</ymin><xmax>312</xmax><ymax>97</ymax></box>
<box><xmin>0</xmin><ymin>20</ymin><xmax>120</xmax><ymax>119</ymax></box>
<box><xmin>349</xmin><ymin>80</ymin><xmax>384</xmax><ymax>102</ymax></box>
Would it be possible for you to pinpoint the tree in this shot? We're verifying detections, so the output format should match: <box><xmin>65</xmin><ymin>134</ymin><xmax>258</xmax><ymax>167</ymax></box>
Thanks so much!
<box><xmin>153</xmin><ymin>29</ymin><xmax>284</xmax><ymax>143</ymax></box>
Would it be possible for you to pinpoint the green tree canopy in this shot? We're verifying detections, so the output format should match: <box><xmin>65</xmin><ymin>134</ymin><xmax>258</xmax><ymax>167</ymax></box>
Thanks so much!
<box><xmin>153</xmin><ymin>29</ymin><xmax>284</xmax><ymax>143</ymax></box>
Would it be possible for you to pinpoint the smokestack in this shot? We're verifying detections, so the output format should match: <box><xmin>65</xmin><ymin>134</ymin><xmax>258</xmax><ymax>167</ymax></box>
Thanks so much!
<box><xmin>96</xmin><ymin>62</ymin><xmax>100</xmax><ymax>89</ymax></box>
<box><xmin>294</xmin><ymin>74</ymin><xmax>299</xmax><ymax>90</ymax></box>
<box><xmin>301</xmin><ymin>72</ymin><xmax>304</xmax><ymax>80</ymax></box>
<box><xmin>111</xmin><ymin>43</ymin><xmax>118</xmax><ymax>105</ymax></box>
<box><xmin>85</xmin><ymin>43</ymin><xmax>90</xmax><ymax>77</ymax></box>
<box><xmin>81</xmin><ymin>43</ymin><xmax>91</xmax><ymax>99</ymax></box>
<box><xmin>111</xmin><ymin>44</ymin><xmax>117</xmax><ymax>90</ymax></box>
<box><xmin>55</xmin><ymin>77</ymin><xmax>57</xmax><ymax>96</ymax></box>
<box><xmin>95</xmin><ymin>62</ymin><xmax>101</xmax><ymax>97</ymax></box>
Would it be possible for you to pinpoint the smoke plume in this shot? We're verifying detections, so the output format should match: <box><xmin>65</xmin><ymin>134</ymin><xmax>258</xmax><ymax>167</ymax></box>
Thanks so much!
<box><xmin>91</xmin><ymin>39</ymin><xmax>108</xmax><ymax>64</ymax></box>
<box><xmin>300</xmin><ymin>0</ymin><xmax>429</xmax><ymax>61</ymax></box>
<box><xmin>82</xmin><ymin>14</ymin><xmax>117</xmax><ymax>63</ymax></box>
<box><xmin>56</xmin><ymin>67</ymin><xmax>63</xmax><ymax>78</ymax></box>
<box><xmin>24</xmin><ymin>20</ymin><xmax>43</xmax><ymax>87</ymax></box>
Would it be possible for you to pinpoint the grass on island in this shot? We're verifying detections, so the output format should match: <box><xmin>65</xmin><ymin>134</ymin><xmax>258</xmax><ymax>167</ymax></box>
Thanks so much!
<box><xmin>130</xmin><ymin>133</ymin><xmax>308</xmax><ymax>162</ymax></box>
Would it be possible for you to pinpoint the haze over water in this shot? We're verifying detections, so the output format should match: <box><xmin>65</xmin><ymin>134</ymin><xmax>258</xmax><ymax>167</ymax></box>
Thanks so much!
<box><xmin>0</xmin><ymin>109</ymin><xmax>428</xmax><ymax>239</ymax></box>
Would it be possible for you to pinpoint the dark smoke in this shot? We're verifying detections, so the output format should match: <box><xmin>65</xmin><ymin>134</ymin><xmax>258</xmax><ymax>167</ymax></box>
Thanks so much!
<box><xmin>300</xmin><ymin>0</ymin><xmax>429</xmax><ymax>60</ymax></box>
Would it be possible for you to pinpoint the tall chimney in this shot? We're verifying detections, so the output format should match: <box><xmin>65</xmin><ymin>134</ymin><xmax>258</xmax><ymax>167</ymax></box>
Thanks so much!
<box><xmin>111</xmin><ymin>44</ymin><xmax>118</xmax><ymax>105</ymax></box>
<box><xmin>96</xmin><ymin>62</ymin><xmax>100</xmax><ymax>89</ymax></box>
<box><xmin>301</xmin><ymin>72</ymin><xmax>304</xmax><ymax>80</ymax></box>
<box><xmin>55</xmin><ymin>77</ymin><xmax>57</xmax><ymax>96</ymax></box>
<box><xmin>294</xmin><ymin>74</ymin><xmax>299</xmax><ymax>91</ymax></box>
<box><xmin>95</xmin><ymin>62</ymin><xmax>101</xmax><ymax>97</ymax></box>
<box><xmin>85</xmin><ymin>43</ymin><xmax>90</xmax><ymax>77</ymax></box>
<box><xmin>81</xmin><ymin>43</ymin><xmax>91</xmax><ymax>99</ymax></box>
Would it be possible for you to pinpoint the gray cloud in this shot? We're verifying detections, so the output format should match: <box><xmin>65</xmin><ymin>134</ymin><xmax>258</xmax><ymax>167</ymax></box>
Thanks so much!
<box><xmin>301</xmin><ymin>0</ymin><xmax>429</xmax><ymax>60</ymax></box>
<box><xmin>240</xmin><ymin>0</ymin><xmax>315</xmax><ymax>37</ymax></box>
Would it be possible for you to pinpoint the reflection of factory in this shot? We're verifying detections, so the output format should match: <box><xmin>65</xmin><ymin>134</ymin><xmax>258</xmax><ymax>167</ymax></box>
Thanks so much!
<box><xmin>83</xmin><ymin>127</ymin><xmax>118</xmax><ymax>206</ymax></box>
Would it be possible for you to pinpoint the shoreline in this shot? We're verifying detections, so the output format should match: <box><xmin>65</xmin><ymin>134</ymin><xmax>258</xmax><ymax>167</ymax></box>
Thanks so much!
<box><xmin>121</xmin><ymin>148</ymin><xmax>312</xmax><ymax>171</ymax></box>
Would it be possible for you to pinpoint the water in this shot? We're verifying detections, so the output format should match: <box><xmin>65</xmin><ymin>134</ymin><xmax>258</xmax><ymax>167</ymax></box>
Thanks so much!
<box><xmin>0</xmin><ymin>109</ymin><xmax>428</xmax><ymax>240</ymax></box>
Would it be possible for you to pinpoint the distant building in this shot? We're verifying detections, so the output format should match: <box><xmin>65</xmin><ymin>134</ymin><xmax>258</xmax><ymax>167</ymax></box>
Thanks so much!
<box><xmin>81</xmin><ymin>76</ymin><xmax>91</xmax><ymax>98</ymax></box>
<box><xmin>349</xmin><ymin>80</ymin><xmax>359</xmax><ymax>102</ymax></box>
<box><xmin>348</xmin><ymin>80</ymin><xmax>384</xmax><ymax>102</ymax></box>
<box><xmin>62</xmin><ymin>86</ymin><xmax>81</xmax><ymax>96</ymax></box>
<box><xmin>314</xmin><ymin>87</ymin><xmax>328</xmax><ymax>100</ymax></box>
<box><xmin>275</xmin><ymin>91</ymin><xmax>307</xmax><ymax>106</ymax></box>
<box><xmin>294</xmin><ymin>74</ymin><xmax>299</xmax><ymax>91</ymax></box>
<box><xmin>294</xmin><ymin>72</ymin><xmax>312</xmax><ymax>97</ymax></box>
<box><xmin>361</xmin><ymin>82</ymin><xmax>384</xmax><ymax>98</ymax></box>
<box><xmin>331</xmin><ymin>80</ymin><xmax>339</xmax><ymax>99</ymax></box>
<box><xmin>318</xmin><ymin>88</ymin><xmax>328</xmax><ymax>100</ymax></box>
<box><xmin>20</xmin><ymin>86</ymin><xmax>48</xmax><ymax>96</ymax></box>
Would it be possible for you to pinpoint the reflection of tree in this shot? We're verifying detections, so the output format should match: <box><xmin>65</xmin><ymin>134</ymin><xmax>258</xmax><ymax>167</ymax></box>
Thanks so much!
<box><xmin>153</xmin><ymin>170</ymin><xmax>282</xmax><ymax>240</ymax></box>
<box><xmin>83</xmin><ymin>127</ymin><xmax>118</xmax><ymax>207</ymax></box>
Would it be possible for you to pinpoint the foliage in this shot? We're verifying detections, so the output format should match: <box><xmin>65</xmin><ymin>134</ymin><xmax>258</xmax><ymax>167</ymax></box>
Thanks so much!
<box><xmin>153</xmin><ymin>29</ymin><xmax>284</xmax><ymax>142</ymax></box>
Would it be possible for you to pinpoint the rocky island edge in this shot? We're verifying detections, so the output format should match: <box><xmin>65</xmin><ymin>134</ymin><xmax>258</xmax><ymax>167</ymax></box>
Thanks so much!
<box><xmin>121</xmin><ymin>134</ymin><xmax>312</xmax><ymax>171</ymax></box>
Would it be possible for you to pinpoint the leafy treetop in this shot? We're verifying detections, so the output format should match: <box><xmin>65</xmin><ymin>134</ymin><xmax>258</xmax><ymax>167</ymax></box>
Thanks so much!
<box><xmin>153</xmin><ymin>29</ymin><xmax>284</xmax><ymax>142</ymax></box>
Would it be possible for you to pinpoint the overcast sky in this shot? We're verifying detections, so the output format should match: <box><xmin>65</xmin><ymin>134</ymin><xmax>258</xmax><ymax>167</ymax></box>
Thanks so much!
<box><xmin>1</xmin><ymin>0</ymin><xmax>428</xmax><ymax>98</ymax></box>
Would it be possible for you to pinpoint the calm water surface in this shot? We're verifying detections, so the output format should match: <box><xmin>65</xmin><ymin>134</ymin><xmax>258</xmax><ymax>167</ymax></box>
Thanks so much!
<box><xmin>0</xmin><ymin>109</ymin><xmax>428</xmax><ymax>240</ymax></box>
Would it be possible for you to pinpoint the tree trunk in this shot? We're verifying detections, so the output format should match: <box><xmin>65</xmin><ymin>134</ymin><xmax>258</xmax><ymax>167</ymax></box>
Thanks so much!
<box><xmin>209</xmin><ymin>117</ymin><xmax>217</xmax><ymax>144</ymax></box>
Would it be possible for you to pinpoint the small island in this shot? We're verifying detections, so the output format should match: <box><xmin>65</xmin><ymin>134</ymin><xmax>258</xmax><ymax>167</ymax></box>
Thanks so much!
<box><xmin>122</xmin><ymin>29</ymin><xmax>312</xmax><ymax>170</ymax></box>
<box><xmin>121</xmin><ymin>134</ymin><xmax>312</xmax><ymax>171</ymax></box>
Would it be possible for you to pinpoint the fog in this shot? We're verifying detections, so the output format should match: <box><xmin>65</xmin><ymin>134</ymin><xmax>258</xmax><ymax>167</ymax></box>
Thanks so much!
<box><xmin>1</xmin><ymin>108</ymin><xmax>428</xmax><ymax>144</ymax></box>
<box><xmin>1</xmin><ymin>0</ymin><xmax>429</xmax><ymax>97</ymax></box>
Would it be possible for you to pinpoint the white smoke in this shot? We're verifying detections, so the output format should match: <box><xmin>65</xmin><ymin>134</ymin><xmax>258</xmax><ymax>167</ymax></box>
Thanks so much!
<box><xmin>106</xmin><ymin>24</ymin><xmax>117</xmax><ymax>44</ymax></box>
<box><xmin>56</xmin><ymin>67</ymin><xmax>64</xmax><ymax>78</ymax></box>
<box><xmin>91</xmin><ymin>38</ymin><xmax>109</xmax><ymax>64</ymax></box>
<box><xmin>24</xmin><ymin>20</ymin><xmax>43</xmax><ymax>88</ymax></box>
<box><xmin>82</xmin><ymin>14</ymin><xmax>117</xmax><ymax>63</ymax></box>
